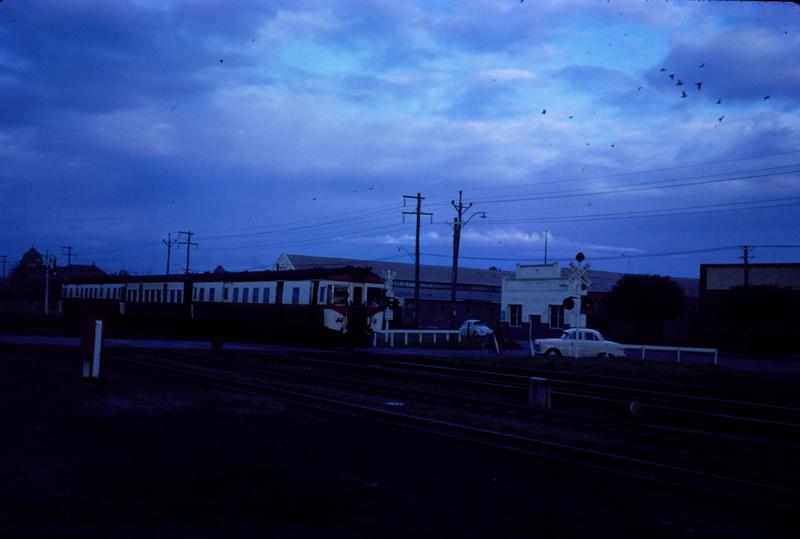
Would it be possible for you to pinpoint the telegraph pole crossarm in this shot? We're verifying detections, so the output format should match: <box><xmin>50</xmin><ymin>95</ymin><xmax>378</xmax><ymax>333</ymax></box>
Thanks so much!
<box><xmin>61</xmin><ymin>246</ymin><xmax>77</xmax><ymax>266</ymax></box>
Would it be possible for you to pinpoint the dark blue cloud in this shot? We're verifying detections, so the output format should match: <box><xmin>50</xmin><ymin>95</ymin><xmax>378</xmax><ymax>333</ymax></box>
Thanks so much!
<box><xmin>0</xmin><ymin>0</ymin><xmax>280</xmax><ymax>125</ymax></box>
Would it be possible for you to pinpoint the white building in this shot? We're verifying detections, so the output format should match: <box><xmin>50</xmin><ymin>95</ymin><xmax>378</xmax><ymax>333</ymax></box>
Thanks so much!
<box><xmin>501</xmin><ymin>263</ymin><xmax>587</xmax><ymax>337</ymax></box>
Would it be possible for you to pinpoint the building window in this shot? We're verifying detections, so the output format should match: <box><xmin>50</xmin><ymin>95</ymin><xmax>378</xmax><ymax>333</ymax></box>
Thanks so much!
<box><xmin>509</xmin><ymin>304</ymin><xmax>522</xmax><ymax>327</ymax></box>
<box><xmin>233</xmin><ymin>288</ymin><xmax>239</xmax><ymax>303</ymax></box>
<box><xmin>156</xmin><ymin>290</ymin><xmax>161</xmax><ymax>303</ymax></box>
<box><xmin>193</xmin><ymin>288</ymin><xmax>198</xmax><ymax>301</ymax></box>
<box><xmin>223</xmin><ymin>287</ymin><xmax>229</xmax><ymax>301</ymax></box>
<box><xmin>209</xmin><ymin>288</ymin><xmax>216</xmax><ymax>302</ymax></box>
<box><xmin>263</xmin><ymin>287</ymin><xmax>270</xmax><ymax>303</ymax></box>
<box><xmin>199</xmin><ymin>288</ymin><xmax>205</xmax><ymax>302</ymax></box>
<box><xmin>242</xmin><ymin>288</ymin><xmax>249</xmax><ymax>303</ymax></box>
<box><xmin>252</xmin><ymin>288</ymin><xmax>259</xmax><ymax>303</ymax></box>
<box><xmin>176</xmin><ymin>290</ymin><xmax>182</xmax><ymax>303</ymax></box>
<box><xmin>549</xmin><ymin>305</ymin><xmax>564</xmax><ymax>329</ymax></box>
<box><xmin>170</xmin><ymin>290</ymin><xmax>175</xmax><ymax>303</ymax></box>
<box><xmin>319</xmin><ymin>285</ymin><xmax>327</xmax><ymax>305</ymax></box>
<box><xmin>291</xmin><ymin>287</ymin><xmax>300</xmax><ymax>304</ymax></box>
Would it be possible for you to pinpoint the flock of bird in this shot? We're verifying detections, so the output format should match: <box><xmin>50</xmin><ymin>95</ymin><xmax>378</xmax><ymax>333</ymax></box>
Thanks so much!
<box><xmin>659</xmin><ymin>63</ymin><xmax>771</xmax><ymax>123</ymax></box>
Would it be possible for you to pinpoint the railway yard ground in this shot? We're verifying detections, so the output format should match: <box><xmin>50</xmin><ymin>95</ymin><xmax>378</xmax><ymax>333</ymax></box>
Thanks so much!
<box><xmin>1</xmin><ymin>315</ymin><xmax>800</xmax><ymax>538</ymax></box>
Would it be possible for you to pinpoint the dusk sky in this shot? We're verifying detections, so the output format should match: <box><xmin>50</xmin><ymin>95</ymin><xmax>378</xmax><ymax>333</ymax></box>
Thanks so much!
<box><xmin>2</xmin><ymin>0</ymin><xmax>799</xmax><ymax>278</ymax></box>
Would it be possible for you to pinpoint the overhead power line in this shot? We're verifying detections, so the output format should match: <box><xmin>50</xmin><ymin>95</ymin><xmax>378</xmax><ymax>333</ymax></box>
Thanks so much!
<box><xmin>468</xmin><ymin>165</ymin><xmax>800</xmax><ymax>206</ymax></box>
<box><xmin>420</xmin><ymin>245</ymin><xmax>742</xmax><ymax>263</ymax></box>
<box><xmin>456</xmin><ymin>149</ymin><xmax>800</xmax><ymax>195</ymax></box>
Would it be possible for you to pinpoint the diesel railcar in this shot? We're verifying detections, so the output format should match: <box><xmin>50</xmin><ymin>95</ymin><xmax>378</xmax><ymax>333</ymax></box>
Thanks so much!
<box><xmin>61</xmin><ymin>267</ymin><xmax>385</xmax><ymax>345</ymax></box>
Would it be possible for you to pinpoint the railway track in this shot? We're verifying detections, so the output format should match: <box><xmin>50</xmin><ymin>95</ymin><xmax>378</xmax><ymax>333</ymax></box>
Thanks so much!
<box><xmin>80</xmin><ymin>346</ymin><xmax>797</xmax><ymax>501</ymax></box>
<box><xmin>224</xmin><ymin>346</ymin><xmax>800</xmax><ymax>430</ymax></box>
<box><xmin>102</xmin><ymin>350</ymin><xmax>798</xmax><ymax>506</ymax></box>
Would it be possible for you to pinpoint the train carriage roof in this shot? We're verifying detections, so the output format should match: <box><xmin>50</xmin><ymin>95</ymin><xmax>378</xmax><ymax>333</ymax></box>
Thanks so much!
<box><xmin>63</xmin><ymin>266</ymin><xmax>383</xmax><ymax>286</ymax></box>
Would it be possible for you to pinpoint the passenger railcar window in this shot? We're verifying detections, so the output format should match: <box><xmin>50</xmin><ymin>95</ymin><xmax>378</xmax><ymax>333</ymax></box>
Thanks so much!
<box><xmin>291</xmin><ymin>287</ymin><xmax>300</xmax><ymax>304</ymax></box>
<box><xmin>319</xmin><ymin>285</ymin><xmax>327</xmax><ymax>305</ymax></box>
<box><xmin>367</xmin><ymin>287</ymin><xmax>381</xmax><ymax>307</ymax></box>
<box><xmin>170</xmin><ymin>290</ymin><xmax>175</xmax><ymax>303</ymax></box>
<box><xmin>177</xmin><ymin>290</ymin><xmax>182</xmax><ymax>303</ymax></box>
<box><xmin>223</xmin><ymin>288</ymin><xmax>229</xmax><ymax>301</ymax></box>
<box><xmin>199</xmin><ymin>288</ymin><xmax>205</xmax><ymax>302</ymax></box>
<box><xmin>252</xmin><ymin>288</ymin><xmax>259</xmax><ymax>303</ymax></box>
<box><xmin>243</xmin><ymin>288</ymin><xmax>249</xmax><ymax>303</ymax></box>
<box><xmin>332</xmin><ymin>285</ymin><xmax>349</xmax><ymax>305</ymax></box>
<box><xmin>209</xmin><ymin>288</ymin><xmax>216</xmax><ymax>302</ymax></box>
<box><xmin>262</xmin><ymin>287</ymin><xmax>269</xmax><ymax>303</ymax></box>
<box><xmin>233</xmin><ymin>288</ymin><xmax>239</xmax><ymax>303</ymax></box>
<box><xmin>193</xmin><ymin>288</ymin><xmax>198</xmax><ymax>301</ymax></box>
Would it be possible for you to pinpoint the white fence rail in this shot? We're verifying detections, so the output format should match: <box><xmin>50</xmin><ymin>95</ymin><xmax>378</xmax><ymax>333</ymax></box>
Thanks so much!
<box><xmin>624</xmin><ymin>344</ymin><xmax>718</xmax><ymax>365</ymax></box>
<box><xmin>373</xmin><ymin>329</ymin><xmax>462</xmax><ymax>347</ymax></box>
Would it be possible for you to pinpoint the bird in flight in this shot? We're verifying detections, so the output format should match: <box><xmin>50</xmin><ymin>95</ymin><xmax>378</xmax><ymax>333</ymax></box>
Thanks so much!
<box><xmin>716</xmin><ymin>98</ymin><xmax>721</xmax><ymax>104</ymax></box>
<box><xmin>676</xmin><ymin>80</ymin><xmax>684</xmax><ymax>86</ymax></box>
<box><xmin>764</xmin><ymin>95</ymin><xmax>771</xmax><ymax>101</ymax></box>
<box><xmin>660</xmin><ymin>68</ymin><xmax>666</xmax><ymax>72</ymax></box>
<box><xmin>541</xmin><ymin>109</ymin><xmax>546</xmax><ymax>114</ymax></box>
<box><xmin>669</xmin><ymin>74</ymin><xmax>675</xmax><ymax>80</ymax></box>
<box><xmin>681</xmin><ymin>91</ymin><xmax>688</xmax><ymax>98</ymax></box>
<box><xmin>695</xmin><ymin>82</ymin><xmax>703</xmax><ymax>90</ymax></box>
<box><xmin>718</xmin><ymin>115</ymin><xmax>725</xmax><ymax>122</ymax></box>
<box><xmin>699</xmin><ymin>63</ymin><xmax>706</xmax><ymax>68</ymax></box>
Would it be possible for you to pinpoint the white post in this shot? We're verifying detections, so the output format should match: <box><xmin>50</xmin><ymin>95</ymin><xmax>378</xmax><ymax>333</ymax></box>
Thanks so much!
<box><xmin>677</xmin><ymin>349</ymin><xmax>681</xmax><ymax>363</ymax></box>
<box><xmin>91</xmin><ymin>320</ymin><xmax>102</xmax><ymax>378</ymax></box>
<box><xmin>713</xmin><ymin>349</ymin><xmax>718</xmax><ymax>366</ymax></box>
<box><xmin>404</xmin><ymin>332</ymin><xmax>408</xmax><ymax>346</ymax></box>
<box><xmin>433</xmin><ymin>333</ymin><xmax>437</xmax><ymax>345</ymax></box>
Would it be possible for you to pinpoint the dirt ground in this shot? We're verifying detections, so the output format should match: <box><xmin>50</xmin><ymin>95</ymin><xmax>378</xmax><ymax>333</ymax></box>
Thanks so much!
<box><xmin>0</xmin><ymin>343</ymin><xmax>794</xmax><ymax>539</ymax></box>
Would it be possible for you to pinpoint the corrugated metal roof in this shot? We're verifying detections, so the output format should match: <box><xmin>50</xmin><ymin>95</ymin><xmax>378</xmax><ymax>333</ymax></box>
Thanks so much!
<box><xmin>280</xmin><ymin>253</ymin><xmax>513</xmax><ymax>287</ymax></box>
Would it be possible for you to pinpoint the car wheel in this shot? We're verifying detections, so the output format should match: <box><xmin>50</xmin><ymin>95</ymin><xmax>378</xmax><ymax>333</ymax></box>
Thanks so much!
<box><xmin>545</xmin><ymin>348</ymin><xmax>562</xmax><ymax>357</ymax></box>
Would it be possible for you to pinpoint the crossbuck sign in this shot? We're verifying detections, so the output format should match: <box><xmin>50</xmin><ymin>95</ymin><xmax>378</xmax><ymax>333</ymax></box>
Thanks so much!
<box><xmin>567</xmin><ymin>261</ymin><xmax>591</xmax><ymax>289</ymax></box>
<box><xmin>382</xmin><ymin>270</ymin><xmax>397</xmax><ymax>298</ymax></box>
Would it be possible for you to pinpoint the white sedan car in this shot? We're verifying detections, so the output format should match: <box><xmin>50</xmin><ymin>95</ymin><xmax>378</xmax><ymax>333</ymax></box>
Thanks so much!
<box><xmin>535</xmin><ymin>328</ymin><xmax>626</xmax><ymax>359</ymax></box>
<box><xmin>459</xmin><ymin>320</ymin><xmax>495</xmax><ymax>337</ymax></box>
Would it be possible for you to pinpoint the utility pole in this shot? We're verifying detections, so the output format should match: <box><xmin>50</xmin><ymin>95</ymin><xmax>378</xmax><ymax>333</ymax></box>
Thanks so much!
<box><xmin>740</xmin><ymin>245</ymin><xmax>753</xmax><ymax>288</ymax></box>
<box><xmin>178</xmin><ymin>231</ymin><xmax>198</xmax><ymax>274</ymax></box>
<box><xmin>43</xmin><ymin>251</ymin><xmax>52</xmax><ymax>315</ymax></box>
<box><xmin>1</xmin><ymin>255</ymin><xmax>7</xmax><ymax>280</ymax></box>
<box><xmin>162</xmin><ymin>233</ymin><xmax>177</xmax><ymax>275</ymax></box>
<box><xmin>544</xmin><ymin>230</ymin><xmax>548</xmax><ymax>264</ymax></box>
<box><xmin>449</xmin><ymin>191</ymin><xmax>485</xmax><ymax>329</ymax></box>
<box><xmin>61</xmin><ymin>245</ymin><xmax>77</xmax><ymax>266</ymax></box>
<box><xmin>402</xmin><ymin>193</ymin><xmax>432</xmax><ymax>328</ymax></box>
